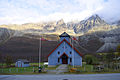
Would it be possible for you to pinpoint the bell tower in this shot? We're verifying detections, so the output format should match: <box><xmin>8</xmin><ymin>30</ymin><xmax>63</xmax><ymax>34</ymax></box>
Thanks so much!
<box><xmin>59</xmin><ymin>32</ymin><xmax>70</xmax><ymax>42</ymax></box>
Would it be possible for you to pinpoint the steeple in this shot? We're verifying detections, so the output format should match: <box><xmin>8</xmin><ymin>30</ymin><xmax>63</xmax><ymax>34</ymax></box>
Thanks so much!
<box><xmin>59</xmin><ymin>32</ymin><xmax>70</xmax><ymax>37</ymax></box>
<box><xmin>59</xmin><ymin>32</ymin><xmax>70</xmax><ymax>42</ymax></box>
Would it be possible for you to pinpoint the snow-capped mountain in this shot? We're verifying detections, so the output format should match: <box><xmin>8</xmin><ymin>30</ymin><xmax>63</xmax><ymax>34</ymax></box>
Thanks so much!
<box><xmin>72</xmin><ymin>14</ymin><xmax>107</xmax><ymax>34</ymax></box>
<box><xmin>0</xmin><ymin>14</ymin><xmax>119</xmax><ymax>36</ymax></box>
<box><xmin>0</xmin><ymin>14</ymin><xmax>120</xmax><ymax>53</ymax></box>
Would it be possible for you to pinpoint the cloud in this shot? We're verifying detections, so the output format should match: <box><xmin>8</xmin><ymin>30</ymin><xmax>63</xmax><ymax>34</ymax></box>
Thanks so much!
<box><xmin>0</xmin><ymin>0</ymin><xmax>120</xmax><ymax>24</ymax></box>
<box><xmin>96</xmin><ymin>0</ymin><xmax>120</xmax><ymax>23</ymax></box>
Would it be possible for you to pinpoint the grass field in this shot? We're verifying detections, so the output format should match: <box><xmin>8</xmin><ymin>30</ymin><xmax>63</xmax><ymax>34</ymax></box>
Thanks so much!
<box><xmin>0</xmin><ymin>63</ymin><xmax>46</xmax><ymax>74</ymax></box>
<box><xmin>0</xmin><ymin>63</ymin><xmax>120</xmax><ymax>74</ymax></box>
<box><xmin>0</xmin><ymin>63</ymin><xmax>44</xmax><ymax>67</ymax></box>
<box><xmin>68</xmin><ymin>63</ymin><xmax>120</xmax><ymax>74</ymax></box>
<box><xmin>68</xmin><ymin>64</ymin><xmax>93</xmax><ymax>72</ymax></box>
<box><xmin>0</xmin><ymin>67</ymin><xmax>37</xmax><ymax>73</ymax></box>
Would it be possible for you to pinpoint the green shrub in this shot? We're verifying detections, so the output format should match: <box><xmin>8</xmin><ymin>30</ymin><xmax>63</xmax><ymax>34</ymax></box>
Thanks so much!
<box><xmin>84</xmin><ymin>55</ymin><xmax>99</xmax><ymax>65</ymax></box>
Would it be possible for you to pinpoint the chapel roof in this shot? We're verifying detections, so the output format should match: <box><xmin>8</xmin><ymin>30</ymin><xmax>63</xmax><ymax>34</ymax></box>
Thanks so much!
<box><xmin>17</xmin><ymin>59</ymin><xmax>29</xmax><ymax>62</ymax></box>
<box><xmin>59</xmin><ymin>32</ymin><xmax>70</xmax><ymax>37</ymax></box>
<box><xmin>48</xmin><ymin>32</ymin><xmax>88</xmax><ymax>57</ymax></box>
<box><xmin>48</xmin><ymin>39</ymin><xmax>87</xmax><ymax>57</ymax></box>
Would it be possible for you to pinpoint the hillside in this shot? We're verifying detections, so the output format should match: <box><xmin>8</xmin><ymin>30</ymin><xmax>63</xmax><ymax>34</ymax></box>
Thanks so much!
<box><xmin>0</xmin><ymin>14</ymin><xmax>120</xmax><ymax>57</ymax></box>
<box><xmin>0</xmin><ymin>37</ymin><xmax>59</xmax><ymax>62</ymax></box>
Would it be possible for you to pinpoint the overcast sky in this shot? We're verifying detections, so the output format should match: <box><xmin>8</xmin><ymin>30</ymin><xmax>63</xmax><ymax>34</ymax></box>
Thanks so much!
<box><xmin>0</xmin><ymin>0</ymin><xmax>120</xmax><ymax>24</ymax></box>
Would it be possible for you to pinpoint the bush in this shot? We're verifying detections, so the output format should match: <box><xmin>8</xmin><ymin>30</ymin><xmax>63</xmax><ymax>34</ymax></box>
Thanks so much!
<box><xmin>106</xmin><ymin>53</ymin><xmax>115</xmax><ymax>62</ymax></box>
<box><xmin>5</xmin><ymin>56</ymin><xmax>13</xmax><ymax>67</ymax></box>
<box><xmin>84</xmin><ymin>55</ymin><xmax>99</xmax><ymax>65</ymax></box>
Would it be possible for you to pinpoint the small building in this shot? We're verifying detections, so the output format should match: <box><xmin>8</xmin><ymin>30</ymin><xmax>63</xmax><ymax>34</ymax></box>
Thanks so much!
<box><xmin>48</xmin><ymin>32</ymin><xmax>83</xmax><ymax>66</ymax></box>
<box><xmin>15</xmin><ymin>59</ymin><xmax>30</xmax><ymax>67</ymax></box>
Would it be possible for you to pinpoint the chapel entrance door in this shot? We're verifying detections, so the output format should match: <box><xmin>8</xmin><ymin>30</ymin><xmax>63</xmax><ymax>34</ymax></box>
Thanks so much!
<box><xmin>61</xmin><ymin>54</ymin><xmax>68</xmax><ymax>64</ymax></box>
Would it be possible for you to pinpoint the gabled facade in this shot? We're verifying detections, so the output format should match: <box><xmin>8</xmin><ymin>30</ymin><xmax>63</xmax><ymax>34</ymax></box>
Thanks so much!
<box><xmin>48</xmin><ymin>32</ymin><xmax>83</xmax><ymax>66</ymax></box>
<box><xmin>15</xmin><ymin>59</ymin><xmax>30</xmax><ymax>67</ymax></box>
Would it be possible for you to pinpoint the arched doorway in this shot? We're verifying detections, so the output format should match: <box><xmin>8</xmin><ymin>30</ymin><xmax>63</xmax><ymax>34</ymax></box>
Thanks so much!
<box><xmin>61</xmin><ymin>53</ymin><xmax>68</xmax><ymax>64</ymax></box>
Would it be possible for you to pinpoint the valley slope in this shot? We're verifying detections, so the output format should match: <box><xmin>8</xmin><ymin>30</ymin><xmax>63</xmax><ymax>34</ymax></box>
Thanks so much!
<box><xmin>0</xmin><ymin>14</ymin><xmax>120</xmax><ymax>62</ymax></box>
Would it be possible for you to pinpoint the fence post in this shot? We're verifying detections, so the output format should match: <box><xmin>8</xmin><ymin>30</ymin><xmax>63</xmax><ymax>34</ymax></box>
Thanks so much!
<box><xmin>33</xmin><ymin>67</ymin><xmax>34</xmax><ymax>72</ymax></box>
<box><xmin>16</xmin><ymin>68</ymin><xmax>18</xmax><ymax>72</ymax></box>
<box><xmin>2</xmin><ymin>69</ymin><xmax>3</xmax><ymax>73</ymax></box>
<box><xmin>24</xmin><ymin>68</ymin><xmax>26</xmax><ymax>72</ymax></box>
<box><xmin>91</xmin><ymin>66</ymin><xmax>93</xmax><ymax>72</ymax></box>
<box><xmin>9</xmin><ymin>68</ymin><xmax>11</xmax><ymax>72</ymax></box>
<box><xmin>84</xmin><ymin>66</ymin><xmax>85</xmax><ymax>71</ymax></box>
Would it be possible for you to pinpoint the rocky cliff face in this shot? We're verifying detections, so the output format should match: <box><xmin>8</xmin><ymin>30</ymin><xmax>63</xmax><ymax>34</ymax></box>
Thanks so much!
<box><xmin>0</xmin><ymin>14</ymin><xmax>114</xmax><ymax>36</ymax></box>
<box><xmin>78</xmin><ymin>28</ymin><xmax>120</xmax><ymax>53</ymax></box>
<box><xmin>0</xmin><ymin>14</ymin><xmax>120</xmax><ymax>53</ymax></box>
<box><xmin>72</xmin><ymin>14</ymin><xmax>107</xmax><ymax>34</ymax></box>
<box><xmin>0</xmin><ymin>28</ymin><xmax>14</xmax><ymax>45</ymax></box>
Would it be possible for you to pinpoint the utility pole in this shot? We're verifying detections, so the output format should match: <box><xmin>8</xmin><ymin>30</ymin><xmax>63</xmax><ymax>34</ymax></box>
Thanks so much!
<box><xmin>72</xmin><ymin>38</ymin><xmax>74</xmax><ymax>68</ymax></box>
<box><xmin>38</xmin><ymin>37</ymin><xmax>42</xmax><ymax>73</ymax></box>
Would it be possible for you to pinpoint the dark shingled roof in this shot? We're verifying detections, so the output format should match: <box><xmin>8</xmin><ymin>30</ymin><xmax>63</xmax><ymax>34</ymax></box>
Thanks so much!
<box><xmin>17</xmin><ymin>59</ymin><xmax>29</xmax><ymax>62</ymax></box>
<box><xmin>59</xmin><ymin>32</ymin><xmax>70</xmax><ymax>37</ymax></box>
<box><xmin>70</xmin><ymin>38</ymin><xmax>88</xmax><ymax>55</ymax></box>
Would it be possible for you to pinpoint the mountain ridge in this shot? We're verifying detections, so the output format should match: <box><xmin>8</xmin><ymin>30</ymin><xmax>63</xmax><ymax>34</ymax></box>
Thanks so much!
<box><xmin>0</xmin><ymin>14</ymin><xmax>120</xmax><ymax>53</ymax></box>
<box><xmin>0</xmin><ymin>14</ymin><xmax>119</xmax><ymax>36</ymax></box>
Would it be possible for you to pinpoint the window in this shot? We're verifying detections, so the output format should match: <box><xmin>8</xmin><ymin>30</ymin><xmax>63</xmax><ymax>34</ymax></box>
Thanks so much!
<box><xmin>62</xmin><ymin>46</ymin><xmax>67</xmax><ymax>48</ymax></box>
<box><xmin>58</xmin><ymin>51</ymin><xmax>60</xmax><ymax>54</ymax></box>
<box><xmin>58</xmin><ymin>58</ymin><xmax>60</xmax><ymax>63</ymax></box>
<box><xmin>70</xmin><ymin>58</ymin><xmax>72</xmax><ymax>62</ymax></box>
<box><xmin>70</xmin><ymin>51</ymin><xmax>72</xmax><ymax>54</ymax></box>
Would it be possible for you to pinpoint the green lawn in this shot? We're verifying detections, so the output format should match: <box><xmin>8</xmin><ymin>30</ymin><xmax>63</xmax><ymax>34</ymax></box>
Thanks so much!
<box><xmin>0</xmin><ymin>63</ymin><xmax>120</xmax><ymax>74</ymax></box>
<box><xmin>68</xmin><ymin>64</ymin><xmax>93</xmax><ymax>72</ymax></box>
<box><xmin>0</xmin><ymin>63</ymin><xmax>45</xmax><ymax>74</ymax></box>
<box><xmin>0</xmin><ymin>66</ymin><xmax>39</xmax><ymax>73</ymax></box>
<box><xmin>30</xmin><ymin>63</ymin><xmax>44</xmax><ymax>66</ymax></box>
<box><xmin>68</xmin><ymin>63</ymin><xmax>120</xmax><ymax>74</ymax></box>
<box><xmin>0</xmin><ymin>63</ymin><xmax>15</xmax><ymax>67</ymax></box>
